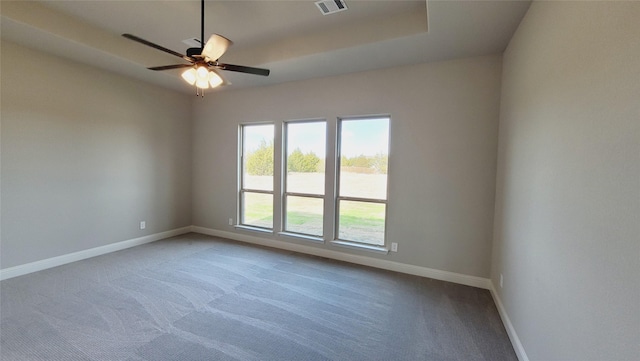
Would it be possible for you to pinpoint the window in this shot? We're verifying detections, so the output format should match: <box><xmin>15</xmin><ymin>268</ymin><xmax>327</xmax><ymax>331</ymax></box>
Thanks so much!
<box><xmin>283</xmin><ymin>121</ymin><xmax>326</xmax><ymax>237</ymax></box>
<box><xmin>237</xmin><ymin>115</ymin><xmax>391</xmax><ymax>252</ymax></box>
<box><xmin>239</xmin><ymin>124</ymin><xmax>274</xmax><ymax>229</ymax></box>
<box><xmin>336</xmin><ymin>117</ymin><xmax>390</xmax><ymax>246</ymax></box>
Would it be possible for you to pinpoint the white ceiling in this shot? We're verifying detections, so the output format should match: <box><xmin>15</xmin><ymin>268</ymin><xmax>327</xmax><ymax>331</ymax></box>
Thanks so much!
<box><xmin>1</xmin><ymin>0</ymin><xmax>531</xmax><ymax>94</ymax></box>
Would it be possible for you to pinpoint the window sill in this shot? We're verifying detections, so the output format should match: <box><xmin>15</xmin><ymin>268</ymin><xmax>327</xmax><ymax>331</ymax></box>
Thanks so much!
<box><xmin>278</xmin><ymin>232</ymin><xmax>325</xmax><ymax>243</ymax></box>
<box><xmin>330</xmin><ymin>240</ymin><xmax>389</xmax><ymax>254</ymax></box>
<box><xmin>234</xmin><ymin>225</ymin><xmax>273</xmax><ymax>234</ymax></box>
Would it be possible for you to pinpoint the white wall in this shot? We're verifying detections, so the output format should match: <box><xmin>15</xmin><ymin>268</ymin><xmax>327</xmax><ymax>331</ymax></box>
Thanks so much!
<box><xmin>1</xmin><ymin>40</ymin><xmax>193</xmax><ymax>269</ymax></box>
<box><xmin>492</xmin><ymin>2</ymin><xmax>640</xmax><ymax>360</ymax></box>
<box><xmin>193</xmin><ymin>55</ymin><xmax>502</xmax><ymax>278</ymax></box>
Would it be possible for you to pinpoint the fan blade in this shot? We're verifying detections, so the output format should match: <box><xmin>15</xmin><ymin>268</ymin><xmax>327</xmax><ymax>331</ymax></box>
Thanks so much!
<box><xmin>148</xmin><ymin>64</ymin><xmax>194</xmax><ymax>71</ymax></box>
<box><xmin>122</xmin><ymin>33</ymin><xmax>187</xmax><ymax>60</ymax></box>
<box><xmin>215</xmin><ymin>63</ymin><xmax>270</xmax><ymax>76</ymax></box>
<box><xmin>201</xmin><ymin>34</ymin><xmax>232</xmax><ymax>61</ymax></box>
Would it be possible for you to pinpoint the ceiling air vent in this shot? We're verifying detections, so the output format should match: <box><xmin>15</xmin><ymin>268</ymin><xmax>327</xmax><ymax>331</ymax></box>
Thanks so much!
<box><xmin>315</xmin><ymin>0</ymin><xmax>347</xmax><ymax>15</ymax></box>
<box><xmin>182</xmin><ymin>37</ymin><xmax>203</xmax><ymax>48</ymax></box>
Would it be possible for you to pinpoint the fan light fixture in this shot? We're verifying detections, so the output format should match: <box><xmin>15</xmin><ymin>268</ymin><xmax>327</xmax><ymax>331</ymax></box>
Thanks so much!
<box><xmin>181</xmin><ymin>66</ymin><xmax>223</xmax><ymax>93</ymax></box>
<box><xmin>122</xmin><ymin>0</ymin><xmax>269</xmax><ymax>98</ymax></box>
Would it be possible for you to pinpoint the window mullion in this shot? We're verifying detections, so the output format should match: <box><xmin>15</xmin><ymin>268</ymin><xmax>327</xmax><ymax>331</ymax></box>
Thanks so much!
<box><xmin>243</xmin><ymin>189</ymin><xmax>274</xmax><ymax>195</ymax></box>
<box><xmin>285</xmin><ymin>192</ymin><xmax>324</xmax><ymax>199</ymax></box>
<box><xmin>337</xmin><ymin>196</ymin><xmax>386</xmax><ymax>204</ymax></box>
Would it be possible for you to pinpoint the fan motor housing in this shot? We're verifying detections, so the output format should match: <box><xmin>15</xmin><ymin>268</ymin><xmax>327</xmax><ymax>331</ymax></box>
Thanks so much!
<box><xmin>186</xmin><ymin>47</ymin><xmax>202</xmax><ymax>58</ymax></box>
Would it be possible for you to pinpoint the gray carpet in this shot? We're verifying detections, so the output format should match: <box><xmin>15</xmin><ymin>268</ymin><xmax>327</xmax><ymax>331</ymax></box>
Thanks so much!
<box><xmin>0</xmin><ymin>233</ymin><xmax>517</xmax><ymax>361</ymax></box>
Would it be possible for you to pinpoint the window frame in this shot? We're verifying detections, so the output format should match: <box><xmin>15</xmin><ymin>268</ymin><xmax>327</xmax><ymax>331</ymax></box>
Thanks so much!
<box><xmin>238</xmin><ymin>122</ymin><xmax>275</xmax><ymax>232</ymax></box>
<box><xmin>236</xmin><ymin>115</ymin><xmax>391</xmax><ymax>254</ymax></box>
<box><xmin>281</xmin><ymin>119</ymin><xmax>327</xmax><ymax>239</ymax></box>
<box><xmin>334</xmin><ymin>115</ymin><xmax>391</xmax><ymax>248</ymax></box>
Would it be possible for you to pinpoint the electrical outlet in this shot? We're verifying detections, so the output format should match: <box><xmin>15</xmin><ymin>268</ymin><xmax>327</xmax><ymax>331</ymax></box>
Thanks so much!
<box><xmin>391</xmin><ymin>243</ymin><xmax>398</xmax><ymax>252</ymax></box>
<box><xmin>228</xmin><ymin>218</ymin><xmax>233</xmax><ymax>226</ymax></box>
<box><xmin>140</xmin><ymin>221</ymin><xmax>146</xmax><ymax>230</ymax></box>
<box><xmin>500</xmin><ymin>274</ymin><xmax>504</xmax><ymax>288</ymax></box>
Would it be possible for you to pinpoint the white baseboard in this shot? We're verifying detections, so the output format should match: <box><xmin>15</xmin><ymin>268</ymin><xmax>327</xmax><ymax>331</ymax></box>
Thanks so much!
<box><xmin>192</xmin><ymin>226</ymin><xmax>491</xmax><ymax>290</ymax></box>
<box><xmin>0</xmin><ymin>226</ymin><xmax>193</xmax><ymax>281</ymax></box>
<box><xmin>489</xmin><ymin>283</ymin><xmax>530</xmax><ymax>361</ymax></box>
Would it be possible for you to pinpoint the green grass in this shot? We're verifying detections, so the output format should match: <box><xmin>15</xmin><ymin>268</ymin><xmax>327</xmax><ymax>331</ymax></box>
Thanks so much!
<box><xmin>338</xmin><ymin>200</ymin><xmax>385</xmax><ymax>221</ymax></box>
<box><xmin>244</xmin><ymin>193</ymin><xmax>385</xmax><ymax>244</ymax></box>
<box><xmin>337</xmin><ymin>214</ymin><xmax>384</xmax><ymax>228</ymax></box>
<box><xmin>286</xmin><ymin>212</ymin><xmax>321</xmax><ymax>225</ymax></box>
<box><xmin>284</xmin><ymin>211</ymin><xmax>323</xmax><ymax>236</ymax></box>
<box><xmin>243</xmin><ymin>193</ymin><xmax>273</xmax><ymax>228</ymax></box>
<box><xmin>245</xmin><ymin>200</ymin><xmax>384</xmax><ymax>225</ymax></box>
<box><xmin>243</xmin><ymin>170</ymin><xmax>388</xmax><ymax>242</ymax></box>
<box><xmin>337</xmin><ymin>202</ymin><xmax>385</xmax><ymax>245</ymax></box>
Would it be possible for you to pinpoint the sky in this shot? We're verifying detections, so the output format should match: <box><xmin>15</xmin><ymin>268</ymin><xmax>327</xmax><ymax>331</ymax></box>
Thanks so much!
<box><xmin>340</xmin><ymin>118</ymin><xmax>389</xmax><ymax>157</ymax></box>
<box><xmin>287</xmin><ymin>122</ymin><xmax>326</xmax><ymax>156</ymax></box>
<box><xmin>243</xmin><ymin>118</ymin><xmax>389</xmax><ymax>158</ymax></box>
<box><xmin>243</xmin><ymin>124</ymin><xmax>274</xmax><ymax>153</ymax></box>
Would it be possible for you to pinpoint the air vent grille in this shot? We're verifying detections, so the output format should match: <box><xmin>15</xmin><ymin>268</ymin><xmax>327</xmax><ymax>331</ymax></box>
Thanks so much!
<box><xmin>315</xmin><ymin>0</ymin><xmax>347</xmax><ymax>15</ymax></box>
<box><xmin>182</xmin><ymin>38</ymin><xmax>203</xmax><ymax>47</ymax></box>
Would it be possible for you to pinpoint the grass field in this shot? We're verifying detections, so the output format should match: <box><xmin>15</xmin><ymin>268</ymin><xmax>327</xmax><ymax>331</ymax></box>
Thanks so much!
<box><xmin>243</xmin><ymin>172</ymin><xmax>386</xmax><ymax>245</ymax></box>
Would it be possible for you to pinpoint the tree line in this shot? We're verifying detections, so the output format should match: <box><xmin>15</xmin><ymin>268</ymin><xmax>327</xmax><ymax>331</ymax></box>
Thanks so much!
<box><xmin>246</xmin><ymin>140</ymin><xmax>387</xmax><ymax>175</ymax></box>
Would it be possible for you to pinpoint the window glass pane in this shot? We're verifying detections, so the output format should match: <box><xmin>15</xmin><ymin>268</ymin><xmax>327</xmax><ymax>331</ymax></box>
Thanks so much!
<box><xmin>339</xmin><ymin>118</ymin><xmax>389</xmax><ymax>199</ymax></box>
<box><xmin>284</xmin><ymin>196</ymin><xmax>324</xmax><ymax>236</ymax></box>
<box><xmin>338</xmin><ymin>200</ymin><xmax>386</xmax><ymax>246</ymax></box>
<box><xmin>286</xmin><ymin>122</ymin><xmax>326</xmax><ymax>195</ymax></box>
<box><xmin>242</xmin><ymin>192</ymin><xmax>273</xmax><ymax>228</ymax></box>
<box><xmin>243</xmin><ymin>124</ymin><xmax>274</xmax><ymax>191</ymax></box>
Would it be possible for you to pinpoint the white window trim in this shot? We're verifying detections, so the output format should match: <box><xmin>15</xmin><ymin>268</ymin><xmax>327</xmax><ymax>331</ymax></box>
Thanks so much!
<box><xmin>334</xmin><ymin>115</ymin><xmax>391</xmax><ymax>248</ymax></box>
<box><xmin>236</xmin><ymin>115</ymin><xmax>392</xmax><ymax>255</ymax></box>
<box><xmin>281</xmin><ymin>119</ymin><xmax>328</xmax><ymax>238</ymax></box>
<box><xmin>238</xmin><ymin>123</ymin><xmax>275</xmax><ymax>230</ymax></box>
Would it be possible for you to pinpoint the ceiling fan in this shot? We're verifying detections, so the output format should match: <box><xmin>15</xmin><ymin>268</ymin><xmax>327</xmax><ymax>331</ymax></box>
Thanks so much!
<box><xmin>122</xmin><ymin>0</ymin><xmax>270</xmax><ymax>96</ymax></box>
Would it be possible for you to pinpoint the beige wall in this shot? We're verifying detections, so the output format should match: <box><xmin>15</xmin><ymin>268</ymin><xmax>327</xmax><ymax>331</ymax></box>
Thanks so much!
<box><xmin>0</xmin><ymin>40</ymin><xmax>193</xmax><ymax>268</ymax></box>
<box><xmin>193</xmin><ymin>55</ymin><xmax>502</xmax><ymax>278</ymax></box>
<box><xmin>493</xmin><ymin>2</ymin><xmax>640</xmax><ymax>360</ymax></box>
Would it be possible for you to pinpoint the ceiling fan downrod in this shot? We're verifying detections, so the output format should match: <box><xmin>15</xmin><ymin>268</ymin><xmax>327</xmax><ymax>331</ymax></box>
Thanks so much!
<box><xmin>200</xmin><ymin>0</ymin><xmax>205</xmax><ymax>53</ymax></box>
<box><xmin>198</xmin><ymin>0</ymin><xmax>206</xmax><ymax>97</ymax></box>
